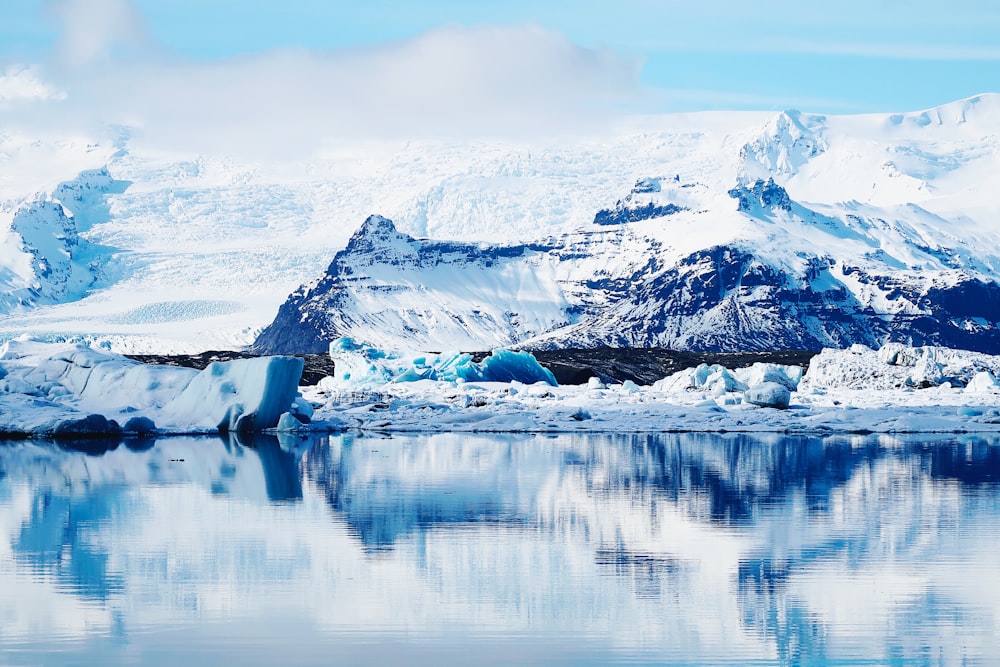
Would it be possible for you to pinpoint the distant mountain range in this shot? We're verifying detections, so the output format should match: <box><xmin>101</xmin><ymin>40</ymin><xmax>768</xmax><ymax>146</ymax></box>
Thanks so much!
<box><xmin>3</xmin><ymin>94</ymin><xmax>1000</xmax><ymax>354</ymax></box>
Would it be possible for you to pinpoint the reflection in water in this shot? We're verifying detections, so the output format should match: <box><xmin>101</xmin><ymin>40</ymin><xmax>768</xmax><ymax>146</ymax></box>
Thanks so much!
<box><xmin>1</xmin><ymin>432</ymin><xmax>999</xmax><ymax>665</ymax></box>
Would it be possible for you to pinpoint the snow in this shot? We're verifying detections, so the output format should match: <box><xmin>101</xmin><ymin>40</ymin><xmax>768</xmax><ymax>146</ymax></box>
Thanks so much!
<box><xmin>1</xmin><ymin>95</ymin><xmax>999</xmax><ymax>353</ymax></box>
<box><xmin>293</xmin><ymin>341</ymin><xmax>1000</xmax><ymax>435</ymax></box>
<box><xmin>0</xmin><ymin>338</ymin><xmax>306</xmax><ymax>436</ymax></box>
<box><xmin>2</xmin><ymin>338</ymin><xmax>1000</xmax><ymax>436</ymax></box>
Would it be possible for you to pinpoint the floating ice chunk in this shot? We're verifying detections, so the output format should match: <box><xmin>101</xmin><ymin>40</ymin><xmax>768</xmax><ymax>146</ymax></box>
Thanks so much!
<box><xmin>0</xmin><ymin>340</ymin><xmax>310</xmax><ymax>435</ymax></box>
<box><xmin>654</xmin><ymin>363</ymin><xmax>744</xmax><ymax>394</ymax></box>
<box><xmin>803</xmin><ymin>343</ymin><xmax>1000</xmax><ymax>390</ymax></box>
<box><xmin>328</xmin><ymin>337</ymin><xmax>395</xmax><ymax>385</ymax></box>
<box><xmin>907</xmin><ymin>355</ymin><xmax>944</xmax><ymax>387</ymax></box>
<box><xmin>1</xmin><ymin>341</ymin><xmax>197</xmax><ymax>412</ymax></box>
<box><xmin>704</xmin><ymin>367</ymin><xmax>746</xmax><ymax>395</ymax></box>
<box><xmin>163</xmin><ymin>356</ymin><xmax>305</xmax><ymax>432</ymax></box>
<box><xmin>326</xmin><ymin>337</ymin><xmax>556</xmax><ymax>387</ymax></box>
<box><xmin>744</xmin><ymin>382</ymin><xmax>791</xmax><ymax>409</ymax></box>
<box><xmin>290</xmin><ymin>396</ymin><xmax>314</xmax><ymax>423</ymax></box>
<box><xmin>654</xmin><ymin>364</ymin><xmax>716</xmax><ymax>392</ymax></box>
<box><xmin>587</xmin><ymin>377</ymin><xmax>606</xmax><ymax>390</ymax></box>
<box><xmin>122</xmin><ymin>416</ymin><xmax>157</xmax><ymax>434</ymax></box>
<box><xmin>276</xmin><ymin>412</ymin><xmax>307</xmax><ymax>431</ymax></box>
<box><xmin>966</xmin><ymin>371</ymin><xmax>1000</xmax><ymax>393</ymax></box>
<box><xmin>451</xmin><ymin>350</ymin><xmax>557</xmax><ymax>385</ymax></box>
<box><xmin>735</xmin><ymin>363</ymin><xmax>802</xmax><ymax>391</ymax></box>
<box><xmin>53</xmin><ymin>414</ymin><xmax>121</xmax><ymax>437</ymax></box>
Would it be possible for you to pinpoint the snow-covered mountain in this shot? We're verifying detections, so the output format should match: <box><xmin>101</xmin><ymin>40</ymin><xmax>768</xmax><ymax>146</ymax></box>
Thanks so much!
<box><xmin>252</xmin><ymin>95</ymin><xmax>1000</xmax><ymax>354</ymax></box>
<box><xmin>3</xmin><ymin>94</ymin><xmax>1000</xmax><ymax>354</ymax></box>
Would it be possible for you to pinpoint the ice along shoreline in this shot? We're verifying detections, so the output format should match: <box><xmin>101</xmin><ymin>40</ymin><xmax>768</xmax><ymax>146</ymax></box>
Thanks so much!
<box><xmin>3</xmin><ymin>337</ymin><xmax>1000</xmax><ymax>439</ymax></box>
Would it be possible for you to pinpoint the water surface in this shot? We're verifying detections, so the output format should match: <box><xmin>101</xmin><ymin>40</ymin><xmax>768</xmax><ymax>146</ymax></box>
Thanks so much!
<box><xmin>1</xmin><ymin>432</ymin><xmax>998</xmax><ymax>666</ymax></box>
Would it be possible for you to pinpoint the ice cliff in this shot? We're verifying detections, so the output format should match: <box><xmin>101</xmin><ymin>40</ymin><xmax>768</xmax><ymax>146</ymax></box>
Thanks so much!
<box><xmin>0</xmin><ymin>339</ymin><xmax>306</xmax><ymax>436</ymax></box>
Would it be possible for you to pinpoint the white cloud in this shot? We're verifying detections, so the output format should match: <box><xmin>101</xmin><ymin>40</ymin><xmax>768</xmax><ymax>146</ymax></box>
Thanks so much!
<box><xmin>0</xmin><ymin>66</ymin><xmax>66</xmax><ymax>103</ymax></box>
<box><xmin>5</xmin><ymin>16</ymin><xmax>642</xmax><ymax>158</ymax></box>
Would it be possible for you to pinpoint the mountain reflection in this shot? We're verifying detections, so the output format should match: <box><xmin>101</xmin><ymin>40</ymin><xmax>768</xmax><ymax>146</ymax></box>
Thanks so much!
<box><xmin>0</xmin><ymin>431</ymin><xmax>998</xmax><ymax>665</ymax></box>
<box><xmin>304</xmin><ymin>433</ymin><xmax>890</xmax><ymax>549</ymax></box>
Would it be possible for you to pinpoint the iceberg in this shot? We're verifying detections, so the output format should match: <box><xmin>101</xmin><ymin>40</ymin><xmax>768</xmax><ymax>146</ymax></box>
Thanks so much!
<box><xmin>743</xmin><ymin>382</ymin><xmax>791</xmax><ymax>409</ymax></box>
<box><xmin>801</xmin><ymin>343</ymin><xmax>1000</xmax><ymax>391</ymax></box>
<box><xmin>652</xmin><ymin>364</ymin><xmax>746</xmax><ymax>395</ymax></box>
<box><xmin>327</xmin><ymin>337</ymin><xmax>557</xmax><ymax>387</ymax></box>
<box><xmin>162</xmin><ymin>356</ymin><xmax>305</xmax><ymax>432</ymax></box>
<box><xmin>0</xmin><ymin>339</ymin><xmax>306</xmax><ymax>436</ymax></box>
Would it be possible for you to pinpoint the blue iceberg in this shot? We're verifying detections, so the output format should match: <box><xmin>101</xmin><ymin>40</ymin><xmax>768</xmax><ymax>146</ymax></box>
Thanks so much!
<box><xmin>328</xmin><ymin>338</ymin><xmax>556</xmax><ymax>387</ymax></box>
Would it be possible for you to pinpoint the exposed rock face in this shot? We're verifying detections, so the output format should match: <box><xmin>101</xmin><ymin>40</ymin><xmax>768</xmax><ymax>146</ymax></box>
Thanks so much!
<box><xmin>593</xmin><ymin>202</ymin><xmax>686</xmax><ymax>225</ymax></box>
<box><xmin>541</xmin><ymin>245</ymin><xmax>1000</xmax><ymax>353</ymax></box>
<box><xmin>728</xmin><ymin>178</ymin><xmax>792</xmax><ymax>212</ymax></box>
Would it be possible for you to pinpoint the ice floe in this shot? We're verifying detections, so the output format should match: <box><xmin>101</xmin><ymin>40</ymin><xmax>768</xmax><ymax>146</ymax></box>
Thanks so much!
<box><xmin>304</xmin><ymin>342</ymin><xmax>1000</xmax><ymax>435</ymax></box>
<box><xmin>0</xmin><ymin>338</ymin><xmax>308</xmax><ymax>437</ymax></box>
<box><xmin>3</xmin><ymin>337</ymin><xmax>1000</xmax><ymax>437</ymax></box>
<box><xmin>327</xmin><ymin>337</ymin><xmax>556</xmax><ymax>386</ymax></box>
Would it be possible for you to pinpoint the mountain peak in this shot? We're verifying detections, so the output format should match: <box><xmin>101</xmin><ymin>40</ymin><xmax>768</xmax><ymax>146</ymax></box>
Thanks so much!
<box><xmin>357</xmin><ymin>214</ymin><xmax>398</xmax><ymax>236</ymax></box>
<box><xmin>345</xmin><ymin>214</ymin><xmax>415</xmax><ymax>252</ymax></box>
<box><xmin>738</xmin><ymin>109</ymin><xmax>826</xmax><ymax>182</ymax></box>
<box><xmin>728</xmin><ymin>178</ymin><xmax>792</xmax><ymax>213</ymax></box>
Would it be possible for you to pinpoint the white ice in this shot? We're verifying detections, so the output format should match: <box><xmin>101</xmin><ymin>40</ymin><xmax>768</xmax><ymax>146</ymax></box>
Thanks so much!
<box><xmin>0</xmin><ymin>338</ymin><xmax>306</xmax><ymax>436</ymax></box>
<box><xmin>3</xmin><ymin>337</ymin><xmax>1000</xmax><ymax>437</ymax></box>
<box><xmin>303</xmin><ymin>342</ymin><xmax>1000</xmax><ymax>435</ymax></box>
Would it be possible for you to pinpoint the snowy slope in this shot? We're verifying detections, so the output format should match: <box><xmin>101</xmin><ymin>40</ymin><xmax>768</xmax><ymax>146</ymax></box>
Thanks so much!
<box><xmin>254</xmin><ymin>94</ymin><xmax>1000</xmax><ymax>354</ymax></box>
<box><xmin>2</xmin><ymin>95</ymin><xmax>1000</xmax><ymax>353</ymax></box>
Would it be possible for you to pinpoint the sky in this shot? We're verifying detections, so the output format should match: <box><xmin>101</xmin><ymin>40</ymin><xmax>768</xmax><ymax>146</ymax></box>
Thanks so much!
<box><xmin>1</xmin><ymin>0</ymin><xmax>999</xmax><ymax>154</ymax></box>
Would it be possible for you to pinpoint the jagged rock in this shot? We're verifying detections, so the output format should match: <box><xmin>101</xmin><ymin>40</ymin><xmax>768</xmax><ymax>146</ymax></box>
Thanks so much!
<box><xmin>593</xmin><ymin>201</ymin><xmax>686</xmax><ymax>225</ymax></box>
<box><xmin>728</xmin><ymin>178</ymin><xmax>792</xmax><ymax>212</ymax></box>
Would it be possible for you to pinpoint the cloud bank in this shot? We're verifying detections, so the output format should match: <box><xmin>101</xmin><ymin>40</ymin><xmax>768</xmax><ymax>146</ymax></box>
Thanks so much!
<box><xmin>5</xmin><ymin>2</ymin><xmax>642</xmax><ymax>158</ymax></box>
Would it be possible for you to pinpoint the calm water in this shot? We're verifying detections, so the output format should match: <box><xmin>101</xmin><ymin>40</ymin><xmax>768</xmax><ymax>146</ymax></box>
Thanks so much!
<box><xmin>1</xmin><ymin>431</ymin><xmax>999</xmax><ymax>666</ymax></box>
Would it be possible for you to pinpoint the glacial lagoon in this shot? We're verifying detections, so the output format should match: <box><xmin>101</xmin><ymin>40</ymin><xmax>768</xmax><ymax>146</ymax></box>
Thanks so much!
<box><xmin>1</xmin><ymin>432</ymin><xmax>998</xmax><ymax>666</ymax></box>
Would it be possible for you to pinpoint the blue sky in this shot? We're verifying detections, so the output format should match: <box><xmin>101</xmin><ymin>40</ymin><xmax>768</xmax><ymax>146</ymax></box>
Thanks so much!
<box><xmin>2</xmin><ymin>0</ymin><xmax>999</xmax><ymax>157</ymax></box>
<box><xmin>3</xmin><ymin>0</ymin><xmax>998</xmax><ymax>114</ymax></box>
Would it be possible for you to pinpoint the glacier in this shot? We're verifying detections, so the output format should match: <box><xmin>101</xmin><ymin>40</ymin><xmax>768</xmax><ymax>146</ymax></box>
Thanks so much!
<box><xmin>2</xmin><ymin>94</ymin><xmax>1000</xmax><ymax>354</ymax></box>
